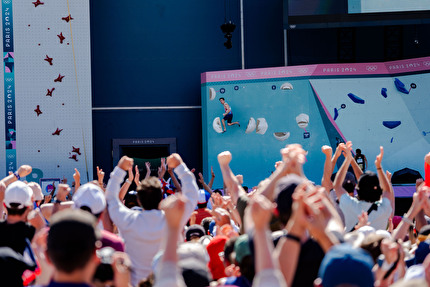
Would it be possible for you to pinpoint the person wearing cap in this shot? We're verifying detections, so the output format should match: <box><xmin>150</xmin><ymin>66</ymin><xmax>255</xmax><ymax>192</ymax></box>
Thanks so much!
<box><xmin>315</xmin><ymin>243</ymin><xmax>375</xmax><ymax>287</ymax></box>
<box><xmin>44</xmin><ymin>209</ymin><xmax>132</xmax><ymax>287</ymax></box>
<box><xmin>0</xmin><ymin>179</ymin><xmax>45</xmax><ymax>256</ymax></box>
<box><xmin>105</xmin><ymin>154</ymin><xmax>199</xmax><ymax>286</ymax></box>
<box><xmin>334</xmin><ymin>142</ymin><xmax>393</xmax><ymax>232</ymax></box>
<box><xmin>185</xmin><ymin>224</ymin><xmax>206</xmax><ymax>242</ymax></box>
<box><xmin>73</xmin><ymin>182</ymin><xmax>125</xmax><ymax>252</ymax></box>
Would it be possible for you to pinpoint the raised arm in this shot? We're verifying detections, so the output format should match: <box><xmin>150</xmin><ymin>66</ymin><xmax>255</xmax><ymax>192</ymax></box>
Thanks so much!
<box><xmin>154</xmin><ymin>194</ymin><xmax>187</xmax><ymax>287</ymax></box>
<box><xmin>251</xmin><ymin>194</ymin><xmax>287</xmax><ymax>287</ymax></box>
<box><xmin>158</xmin><ymin>158</ymin><xmax>167</xmax><ymax>180</ymax></box>
<box><xmin>350</xmin><ymin>155</ymin><xmax>363</xmax><ymax>180</ymax></box>
<box><xmin>119</xmin><ymin>167</ymin><xmax>134</xmax><ymax>201</ymax></box>
<box><xmin>217</xmin><ymin>151</ymin><xmax>246</xmax><ymax>205</ymax></box>
<box><xmin>198</xmin><ymin>172</ymin><xmax>212</xmax><ymax>194</ymax></box>
<box><xmin>168</xmin><ymin>165</ymin><xmax>182</xmax><ymax>193</ymax></box>
<box><xmin>105</xmin><ymin>156</ymin><xmax>137</xmax><ymax>230</ymax></box>
<box><xmin>333</xmin><ymin>142</ymin><xmax>352</xmax><ymax>200</ymax></box>
<box><xmin>375</xmin><ymin>147</ymin><xmax>394</xmax><ymax>213</ymax></box>
<box><xmin>321</xmin><ymin>145</ymin><xmax>333</xmax><ymax>191</ymax></box>
<box><xmin>166</xmin><ymin>153</ymin><xmax>199</xmax><ymax>228</ymax></box>
<box><xmin>1</xmin><ymin>165</ymin><xmax>32</xmax><ymax>187</ymax></box>
<box><xmin>73</xmin><ymin>168</ymin><xmax>81</xmax><ymax>191</ymax></box>
<box><xmin>259</xmin><ymin>144</ymin><xmax>306</xmax><ymax>201</ymax></box>
<box><xmin>330</xmin><ymin>144</ymin><xmax>343</xmax><ymax>175</ymax></box>
<box><xmin>208</xmin><ymin>166</ymin><xmax>215</xmax><ymax>189</ymax></box>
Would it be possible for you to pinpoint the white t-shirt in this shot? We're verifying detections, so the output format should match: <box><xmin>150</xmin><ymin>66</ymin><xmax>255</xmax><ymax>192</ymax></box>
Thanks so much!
<box><xmin>339</xmin><ymin>194</ymin><xmax>392</xmax><ymax>232</ymax></box>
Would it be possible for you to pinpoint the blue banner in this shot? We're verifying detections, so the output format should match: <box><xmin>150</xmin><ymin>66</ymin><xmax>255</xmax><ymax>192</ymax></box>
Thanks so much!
<box><xmin>2</xmin><ymin>0</ymin><xmax>16</xmax><ymax>174</ymax></box>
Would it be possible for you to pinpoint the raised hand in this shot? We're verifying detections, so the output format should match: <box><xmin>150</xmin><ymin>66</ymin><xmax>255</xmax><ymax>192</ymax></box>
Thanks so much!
<box><xmin>97</xmin><ymin>166</ymin><xmax>105</xmax><ymax>184</ymax></box>
<box><xmin>218</xmin><ymin>151</ymin><xmax>232</xmax><ymax>167</ymax></box>
<box><xmin>166</xmin><ymin>153</ymin><xmax>183</xmax><ymax>170</ymax></box>
<box><xmin>321</xmin><ymin>145</ymin><xmax>332</xmax><ymax>157</ymax></box>
<box><xmin>118</xmin><ymin>156</ymin><xmax>134</xmax><ymax>171</ymax></box>
<box><xmin>17</xmin><ymin>165</ymin><xmax>32</xmax><ymax>178</ymax></box>
<box><xmin>375</xmin><ymin>146</ymin><xmax>384</xmax><ymax>168</ymax></box>
<box><xmin>56</xmin><ymin>184</ymin><xmax>71</xmax><ymax>201</ymax></box>
<box><xmin>136</xmin><ymin>165</ymin><xmax>142</xmax><ymax>184</ymax></box>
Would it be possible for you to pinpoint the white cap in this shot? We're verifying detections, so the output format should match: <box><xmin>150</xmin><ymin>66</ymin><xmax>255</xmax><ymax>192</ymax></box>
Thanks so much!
<box><xmin>4</xmin><ymin>181</ymin><xmax>33</xmax><ymax>208</ymax></box>
<box><xmin>73</xmin><ymin>183</ymin><xmax>106</xmax><ymax>215</ymax></box>
<box><xmin>27</xmin><ymin>182</ymin><xmax>43</xmax><ymax>201</ymax></box>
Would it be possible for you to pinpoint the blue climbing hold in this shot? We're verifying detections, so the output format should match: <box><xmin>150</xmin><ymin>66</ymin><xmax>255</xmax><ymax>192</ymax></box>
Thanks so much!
<box><xmin>394</xmin><ymin>78</ymin><xmax>409</xmax><ymax>94</ymax></box>
<box><xmin>383</xmin><ymin>121</ymin><xmax>401</xmax><ymax>129</ymax></box>
<box><xmin>347</xmin><ymin>93</ymin><xmax>365</xmax><ymax>104</ymax></box>
<box><xmin>381</xmin><ymin>88</ymin><xmax>388</xmax><ymax>98</ymax></box>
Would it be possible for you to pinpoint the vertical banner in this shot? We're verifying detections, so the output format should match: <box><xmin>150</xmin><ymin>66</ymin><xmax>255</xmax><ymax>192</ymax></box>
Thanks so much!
<box><xmin>2</xmin><ymin>0</ymin><xmax>16</xmax><ymax>175</ymax></box>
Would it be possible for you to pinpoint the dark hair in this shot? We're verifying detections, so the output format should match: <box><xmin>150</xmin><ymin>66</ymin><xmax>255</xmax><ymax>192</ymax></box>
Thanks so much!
<box><xmin>223</xmin><ymin>237</ymin><xmax>237</xmax><ymax>266</ymax></box>
<box><xmin>79</xmin><ymin>206</ymin><xmax>102</xmax><ymax>219</ymax></box>
<box><xmin>219</xmin><ymin>97</ymin><xmax>225</xmax><ymax>101</ymax></box>
<box><xmin>356</xmin><ymin>148</ymin><xmax>362</xmax><ymax>154</ymax></box>
<box><xmin>6</xmin><ymin>204</ymin><xmax>28</xmax><ymax>216</ymax></box>
<box><xmin>137</xmin><ymin>177</ymin><xmax>162</xmax><ymax>210</ymax></box>
<box><xmin>238</xmin><ymin>255</ymin><xmax>255</xmax><ymax>284</ymax></box>
<box><xmin>124</xmin><ymin>192</ymin><xmax>139</xmax><ymax>209</ymax></box>
<box><xmin>357</xmin><ymin>171</ymin><xmax>382</xmax><ymax>203</ymax></box>
<box><xmin>213</xmin><ymin>189</ymin><xmax>223</xmax><ymax>196</ymax></box>
<box><xmin>201</xmin><ymin>217</ymin><xmax>212</xmax><ymax>235</ymax></box>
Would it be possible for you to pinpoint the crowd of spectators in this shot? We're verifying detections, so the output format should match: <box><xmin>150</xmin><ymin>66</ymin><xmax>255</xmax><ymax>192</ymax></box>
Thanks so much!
<box><xmin>1</xmin><ymin>142</ymin><xmax>430</xmax><ymax>287</ymax></box>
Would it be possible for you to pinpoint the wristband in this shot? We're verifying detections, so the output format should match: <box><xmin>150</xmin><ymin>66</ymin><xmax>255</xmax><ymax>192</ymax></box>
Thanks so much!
<box><xmin>53</xmin><ymin>199</ymin><xmax>63</xmax><ymax>204</ymax></box>
<box><xmin>376</xmin><ymin>167</ymin><xmax>382</xmax><ymax>170</ymax></box>
<box><xmin>402</xmin><ymin>215</ymin><xmax>414</xmax><ymax>226</ymax></box>
<box><xmin>125</xmin><ymin>179</ymin><xmax>132</xmax><ymax>184</ymax></box>
<box><xmin>13</xmin><ymin>171</ymin><xmax>20</xmax><ymax>180</ymax></box>
<box><xmin>285</xmin><ymin>233</ymin><xmax>301</xmax><ymax>244</ymax></box>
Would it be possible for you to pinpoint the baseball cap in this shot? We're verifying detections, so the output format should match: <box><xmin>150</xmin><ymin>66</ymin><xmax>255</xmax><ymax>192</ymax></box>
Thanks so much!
<box><xmin>4</xmin><ymin>181</ymin><xmax>33</xmax><ymax>208</ymax></box>
<box><xmin>318</xmin><ymin>243</ymin><xmax>374</xmax><ymax>287</ymax></box>
<box><xmin>414</xmin><ymin>239</ymin><xmax>430</xmax><ymax>265</ymax></box>
<box><xmin>48</xmin><ymin>209</ymin><xmax>101</xmax><ymax>256</ymax></box>
<box><xmin>27</xmin><ymin>182</ymin><xmax>43</xmax><ymax>201</ymax></box>
<box><xmin>207</xmin><ymin>235</ymin><xmax>228</xmax><ymax>280</ymax></box>
<box><xmin>186</xmin><ymin>225</ymin><xmax>206</xmax><ymax>242</ymax></box>
<box><xmin>234</xmin><ymin>234</ymin><xmax>251</xmax><ymax>265</ymax></box>
<box><xmin>73</xmin><ymin>183</ymin><xmax>106</xmax><ymax>215</ymax></box>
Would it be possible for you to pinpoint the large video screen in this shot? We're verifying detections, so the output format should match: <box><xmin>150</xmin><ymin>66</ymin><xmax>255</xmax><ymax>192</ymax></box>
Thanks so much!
<box><xmin>286</xmin><ymin>0</ymin><xmax>430</xmax><ymax>28</ymax></box>
<box><xmin>349</xmin><ymin>0</ymin><xmax>430</xmax><ymax>14</ymax></box>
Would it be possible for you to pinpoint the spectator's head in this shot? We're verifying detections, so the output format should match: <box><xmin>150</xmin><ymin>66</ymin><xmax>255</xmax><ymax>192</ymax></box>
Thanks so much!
<box><xmin>186</xmin><ymin>225</ymin><xmax>206</xmax><ymax>242</ymax></box>
<box><xmin>223</xmin><ymin>237</ymin><xmax>237</xmax><ymax>267</ymax></box>
<box><xmin>47</xmin><ymin>209</ymin><xmax>101</xmax><ymax>276</ymax></box>
<box><xmin>234</xmin><ymin>234</ymin><xmax>255</xmax><ymax>283</ymax></box>
<box><xmin>4</xmin><ymin>181</ymin><xmax>33</xmax><ymax>218</ymax></box>
<box><xmin>360</xmin><ymin>233</ymin><xmax>385</xmax><ymax>263</ymax></box>
<box><xmin>124</xmin><ymin>190</ymin><xmax>139</xmax><ymax>209</ymax></box>
<box><xmin>356</xmin><ymin>171</ymin><xmax>382</xmax><ymax>203</ymax></box>
<box><xmin>177</xmin><ymin>243</ymin><xmax>211</xmax><ymax>287</ymax></box>
<box><xmin>136</xmin><ymin>176</ymin><xmax>162</xmax><ymax>210</ymax></box>
<box><xmin>73</xmin><ymin>182</ymin><xmax>106</xmax><ymax>218</ymax></box>
<box><xmin>0</xmin><ymin>247</ymin><xmax>36</xmax><ymax>286</ymax></box>
<box><xmin>316</xmin><ymin>244</ymin><xmax>374</xmax><ymax>287</ymax></box>
<box><xmin>356</xmin><ymin>149</ymin><xmax>362</xmax><ymax>155</ymax></box>
<box><xmin>207</xmin><ymin>235</ymin><xmax>228</xmax><ymax>280</ymax></box>
<box><xmin>201</xmin><ymin>217</ymin><xmax>212</xmax><ymax>235</ymax></box>
<box><xmin>197</xmin><ymin>189</ymin><xmax>209</xmax><ymax>209</ymax></box>
<box><xmin>414</xmin><ymin>239</ymin><xmax>430</xmax><ymax>265</ymax></box>
<box><xmin>274</xmin><ymin>174</ymin><xmax>305</xmax><ymax>225</ymax></box>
